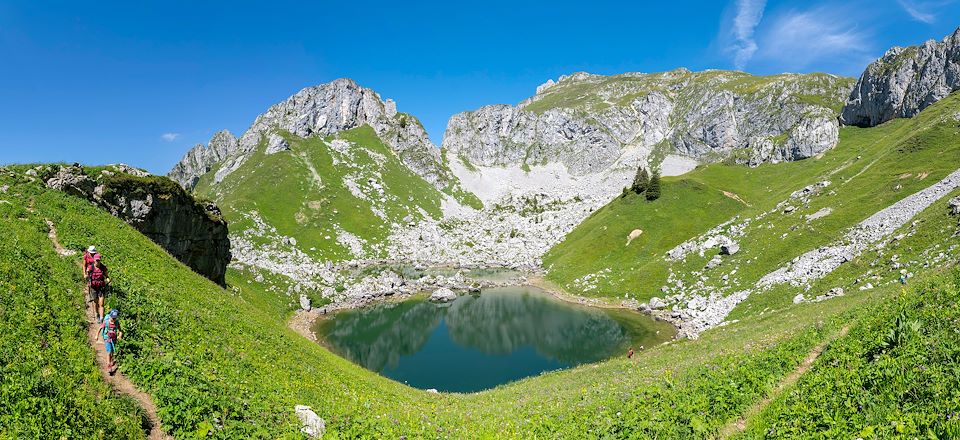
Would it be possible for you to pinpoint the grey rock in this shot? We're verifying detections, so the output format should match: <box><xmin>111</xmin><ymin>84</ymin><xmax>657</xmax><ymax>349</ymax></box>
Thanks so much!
<box><xmin>45</xmin><ymin>165</ymin><xmax>95</xmax><ymax>198</ymax></box>
<box><xmin>299</xmin><ymin>294</ymin><xmax>311</xmax><ymax>311</ymax></box>
<box><xmin>429</xmin><ymin>287</ymin><xmax>457</xmax><ymax>302</ymax></box>
<box><xmin>648</xmin><ymin>296</ymin><xmax>667</xmax><ymax>310</ymax></box>
<box><xmin>720</xmin><ymin>242</ymin><xmax>740</xmax><ymax>255</ymax></box>
<box><xmin>841</xmin><ymin>27</ymin><xmax>960</xmax><ymax>127</ymax></box>
<box><xmin>294</xmin><ymin>405</ymin><xmax>325</xmax><ymax>439</ymax></box>
<box><xmin>705</xmin><ymin>255</ymin><xmax>723</xmax><ymax>269</ymax></box>
<box><xmin>950</xmin><ymin>196</ymin><xmax>960</xmax><ymax>215</ymax></box>
<box><xmin>265</xmin><ymin>133</ymin><xmax>291</xmax><ymax>155</ymax></box>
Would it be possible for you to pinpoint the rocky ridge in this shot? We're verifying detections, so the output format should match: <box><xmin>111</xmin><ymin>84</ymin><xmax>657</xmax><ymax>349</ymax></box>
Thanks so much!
<box><xmin>43</xmin><ymin>164</ymin><xmax>231</xmax><ymax>285</ymax></box>
<box><xmin>444</xmin><ymin>69</ymin><xmax>854</xmax><ymax>172</ymax></box>
<box><xmin>168</xmin><ymin>78</ymin><xmax>448</xmax><ymax>190</ymax></box>
<box><xmin>841</xmin><ymin>27</ymin><xmax>960</xmax><ymax>127</ymax></box>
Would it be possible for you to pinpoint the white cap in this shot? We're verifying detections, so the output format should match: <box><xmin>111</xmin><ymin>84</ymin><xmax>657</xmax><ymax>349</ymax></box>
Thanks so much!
<box><xmin>88</xmin><ymin>245</ymin><xmax>97</xmax><ymax>254</ymax></box>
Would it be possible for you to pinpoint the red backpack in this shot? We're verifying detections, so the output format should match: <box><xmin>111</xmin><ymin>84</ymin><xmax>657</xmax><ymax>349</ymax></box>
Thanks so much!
<box><xmin>90</xmin><ymin>265</ymin><xmax>107</xmax><ymax>288</ymax></box>
<box><xmin>104</xmin><ymin>317</ymin><xmax>119</xmax><ymax>342</ymax></box>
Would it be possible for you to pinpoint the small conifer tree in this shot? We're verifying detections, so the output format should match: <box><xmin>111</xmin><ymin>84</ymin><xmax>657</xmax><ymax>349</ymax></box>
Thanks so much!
<box><xmin>631</xmin><ymin>166</ymin><xmax>650</xmax><ymax>194</ymax></box>
<box><xmin>646</xmin><ymin>171</ymin><xmax>661</xmax><ymax>201</ymax></box>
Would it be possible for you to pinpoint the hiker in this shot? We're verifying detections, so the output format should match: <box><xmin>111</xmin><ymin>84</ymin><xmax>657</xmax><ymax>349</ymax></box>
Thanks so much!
<box><xmin>98</xmin><ymin>309</ymin><xmax>123</xmax><ymax>374</ymax></box>
<box><xmin>89</xmin><ymin>254</ymin><xmax>111</xmax><ymax>322</ymax></box>
<box><xmin>82</xmin><ymin>245</ymin><xmax>98</xmax><ymax>301</ymax></box>
<box><xmin>627</xmin><ymin>347</ymin><xmax>635</xmax><ymax>359</ymax></box>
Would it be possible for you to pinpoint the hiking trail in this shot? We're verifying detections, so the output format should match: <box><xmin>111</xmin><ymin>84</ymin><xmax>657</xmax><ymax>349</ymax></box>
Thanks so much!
<box><xmin>46</xmin><ymin>220</ymin><xmax>171</xmax><ymax>440</ymax></box>
<box><xmin>715</xmin><ymin>325</ymin><xmax>851</xmax><ymax>439</ymax></box>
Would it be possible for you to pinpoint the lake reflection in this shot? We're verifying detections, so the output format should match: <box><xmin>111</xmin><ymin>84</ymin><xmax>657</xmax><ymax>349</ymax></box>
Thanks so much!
<box><xmin>316</xmin><ymin>286</ymin><xmax>674</xmax><ymax>392</ymax></box>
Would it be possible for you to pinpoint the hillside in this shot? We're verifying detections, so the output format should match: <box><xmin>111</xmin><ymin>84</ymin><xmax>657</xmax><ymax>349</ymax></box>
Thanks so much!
<box><xmin>544</xmin><ymin>90</ymin><xmax>960</xmax><ymax>336</ymax></box>
<box><xmin>5</xmin><ymin>165</ymin><xmax>959</xmax><ymax>438</ymax></box>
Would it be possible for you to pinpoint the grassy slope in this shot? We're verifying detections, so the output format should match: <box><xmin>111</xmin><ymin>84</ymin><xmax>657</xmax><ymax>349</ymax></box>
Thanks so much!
<box><xmin>739</xmin><ymin>270</ymin><xmax>960</xmax><ymax>439</ymax></box>
<box><xmin>194</xmin><ymin>125</ymin><xmax>446</xmax><ymax>261</ymax></box>
<box><xmin>0</xmin><ymin>176</ymin><xmax>145</xmax><ymax>439</ymax></box>
<box><xmin>544</xmin><ymin>92</ymin><xmax>960</xmax><ymax>314</ymax></box>
<box><xmin>4</xmin><ymin>164</ymin><xmax>932</xmax><ymax>439</ymax></box>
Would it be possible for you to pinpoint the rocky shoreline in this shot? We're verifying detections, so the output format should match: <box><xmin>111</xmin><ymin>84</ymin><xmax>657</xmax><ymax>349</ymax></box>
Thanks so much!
<box><xmin>289</xmin><ymin>267</ymin><xmax>682</xmax><ymax>346</ymax></box>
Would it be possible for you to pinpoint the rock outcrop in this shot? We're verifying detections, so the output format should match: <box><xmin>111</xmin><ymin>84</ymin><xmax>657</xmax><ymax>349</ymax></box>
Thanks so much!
<box><xmin>429</xmin><ymin>287</ymin><xmax>458</xmax><ymax>302</ymax></box>
<box><xmin>46</xmin><ymin>165</ymin><xmax>231</xmax><ymax>286</ymax></box>
<box><xmin>841</xmin><ymin>27</ymin><xmax>960</xmax><ymax>127</ymax></box>
<box><xmin>168</xmin><ymin>79</ymin><xmax>447</xmax><ymax>190</ymax></box>
<box><xmin>444</xmin><ymin>69</ymin><xmax>853</xmax><ymax>171</ymax></box>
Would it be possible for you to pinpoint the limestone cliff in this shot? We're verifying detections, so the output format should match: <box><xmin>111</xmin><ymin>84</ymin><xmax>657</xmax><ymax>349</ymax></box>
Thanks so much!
<box><xmin>46</xmin><ymin>164</ymin><xmax>231</xmax><ymax>285</ymax></box>
<box><xmin>168</xmin><ymin>78</ymin><xmax>447</xmax><ymax>190</ymax></box>
<box><xmin>841</xmin><ymin>27</ymin><xmax>960</xmax><ymax>127</ymax></box>
<box><xmin>443</xmin><ymin>69</ymin><xmax>854</xmax><ymax>171</ymax></box>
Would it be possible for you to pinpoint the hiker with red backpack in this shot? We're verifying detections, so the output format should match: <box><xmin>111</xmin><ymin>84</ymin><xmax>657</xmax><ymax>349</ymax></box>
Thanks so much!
<box><xmin>89</xmin><ymin>254</ymin><xmax>111</xmax><ymax>322</ymax></box>
<box><xmin>98</xmin><ymin>309</ymin><xmax>123</xmax><ymax>374</ymax></box>
<box><xmin>82</xmin><ymin>245</ymin><xmax>98</xmax><ymax>302</ymax></box>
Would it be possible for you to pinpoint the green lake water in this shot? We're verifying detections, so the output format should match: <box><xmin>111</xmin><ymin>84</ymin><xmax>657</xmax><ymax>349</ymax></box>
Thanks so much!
<box><xmin>314</xmin><ymin>286</ymin><xmax>676</xmax><ymax>393</ymax></box>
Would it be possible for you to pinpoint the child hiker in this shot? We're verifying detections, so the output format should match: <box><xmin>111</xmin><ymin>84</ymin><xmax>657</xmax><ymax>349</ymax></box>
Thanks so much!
<box><xmin>98</xmin><ymin>309</ymin><xmax>123</xmax><ymax>374</ymax></box>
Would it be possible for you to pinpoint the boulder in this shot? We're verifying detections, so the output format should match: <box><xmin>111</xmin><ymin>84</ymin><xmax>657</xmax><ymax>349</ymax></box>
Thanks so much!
<box><xmin>648</xmin><ymin>296</ymin><xmax>667</xmax><ymax>310</ymax></box>
<box><xmin>429</xmin><ymin>287</ymin><xmax>458</xmax><ymax>302</ymax></box>
<box><xmin>294</xmin><ymin>405</ymin><xmax>325</xmax><ymax>439</ymax></box>
<box><xmin>705</xmin><ymin>255</ymin><xmax>723</xmax><ymax>270</ymax></box>
<box><xmin>299</xmin><ymin>294</ymin><xmax>311</xmax><ymax>312</ymax></box>
<box><xmin>950</xmin><ymin>197</ymin><xmax>960</xmax><ymax>215</ymax></box>
<box><xmin>719</xmin><ymin>242</ymin><xmax>740</xmax><ymax>256</ymax></box>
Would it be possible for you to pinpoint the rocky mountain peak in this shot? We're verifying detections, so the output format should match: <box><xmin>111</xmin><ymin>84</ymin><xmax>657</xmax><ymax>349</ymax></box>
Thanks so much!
<box><xmin>841</xmin><ymin>26</ymin><xmax>960</xmax><ymax>127</ymax></box>
<box><xmin>168</xmin><ymin>78</ymin><xmax>446</xmax><ymax>190</ymax></box>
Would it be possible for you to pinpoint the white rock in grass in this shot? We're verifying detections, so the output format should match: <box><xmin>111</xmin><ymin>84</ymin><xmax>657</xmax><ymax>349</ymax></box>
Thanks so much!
<box><xmin>294</xmin><ymin>405</ymin><xmax>325</xmax><ymax>439</ymax></box>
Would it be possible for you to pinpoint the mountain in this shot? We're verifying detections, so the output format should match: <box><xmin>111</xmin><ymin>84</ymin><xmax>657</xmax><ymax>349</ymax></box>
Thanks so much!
<box><xmin>445</xmin><ymin>69</ymin><xmax>854</xmax><ymax>170</ymax></box>
<box><xmin>169</xmin><ymin>78</ymin><xmax>450</xmax><ymax>191</ymax></box>
<box><xmin>164</xmin><ymin>70</ymin><xmax>858</xmax><ymax>301</ymax></box>
<box><xmin>841</xmin><ymin>27</ymin><xmax>960</xmax><ymax>127</ymax></box>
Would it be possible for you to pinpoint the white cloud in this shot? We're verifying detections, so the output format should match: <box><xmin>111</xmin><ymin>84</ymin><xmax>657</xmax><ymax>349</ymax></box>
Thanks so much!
<box><xmin>161</xmin><ymin>133</ymin><xmax>180</xmax><ymax>142</ymax></box>
<box><xmin>897</xmin><ymin>0</ymin><xmax>954</xmax><ymax>23</ymax></box>
<box><xmin>755</xmin><ymin>6</ymin><xmax>872</xmax><ymax>71</ymax></box>
<box><xmin>729</xmin><ymin>0</ymin><xmax>767</xmax><ymax>69</ymax></box>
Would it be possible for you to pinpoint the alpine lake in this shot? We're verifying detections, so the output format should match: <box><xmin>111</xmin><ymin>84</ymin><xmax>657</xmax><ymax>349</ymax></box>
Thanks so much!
<box><xmin>314</xmin><ymin>269</ymin><xmax>676</xmax><ymax>393</ymax></box>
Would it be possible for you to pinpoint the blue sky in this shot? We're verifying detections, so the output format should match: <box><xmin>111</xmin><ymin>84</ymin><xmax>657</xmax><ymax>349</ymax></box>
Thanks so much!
<box><xmin>1</xmin><ymin>0</ymin><xmax>958</xmax><ymax>174</ymax></box>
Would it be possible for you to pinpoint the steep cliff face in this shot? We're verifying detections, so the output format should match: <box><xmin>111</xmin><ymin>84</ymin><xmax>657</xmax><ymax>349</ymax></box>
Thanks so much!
<box><xmin>841</xmin><ymin>27</ymin><xmax>960</xmax><ymax>127</ymax></box>
<box><xmin>443</xmin><ymin>69</ymin><xmax>854</xmax><ymax>172</ymax></box>
<box><xmin>168</xmin><ymin>78</ymin><xmax>447</xmax><ymax>190</ymax></box>
<box><xmin>46</xmin><ymin>164</ymin><xmax>231</xmax><ymax>285</ymax></box>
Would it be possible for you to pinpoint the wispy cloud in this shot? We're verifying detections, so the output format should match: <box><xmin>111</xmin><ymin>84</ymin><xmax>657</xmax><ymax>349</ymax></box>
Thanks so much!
<box><xmin>161</xmin><ymin>132</ymin><xmax>180</xmax><ymax>142</ymax></box>
<box><xmin>897</xmin><ymin>0</ymin><xmax>954</xmax><ymax>23</ymax></box>
<box><xmin>755</xmin><ymin>5</ymin><xmax>873</xmax><ymax>72</ymax></box>
<box><xmin>729</xmin><ymin>0</ymin><xmax>767</xmax><ymax>70</ymax></box>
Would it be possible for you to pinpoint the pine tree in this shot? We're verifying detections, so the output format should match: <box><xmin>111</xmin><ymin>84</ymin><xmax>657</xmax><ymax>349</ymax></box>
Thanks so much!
<box><xmin>631</xmin><ymin>166</ymin><xmax>650</xmax><ymax>194</ymax></box>
<box><xmin>645</xmin><ymin>171</ymin><xmax>661</xmax><ymax>201</ymax></box>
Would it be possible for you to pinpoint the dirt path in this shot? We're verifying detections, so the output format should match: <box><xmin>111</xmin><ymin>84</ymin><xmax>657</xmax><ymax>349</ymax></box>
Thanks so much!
<box><xmin>721</xmin><ymin>190</ymin><xmax>751</xmax><ymax>207</ymax></box>
<box><xmin>46</xmin><ymin>220</ymin><xmax>171</xmax><ymax>440</ymax></box>
<box><xmin>715</xmin><ymin>325</ymin><xmax>851</xmax><ymax>439</ymax></box>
